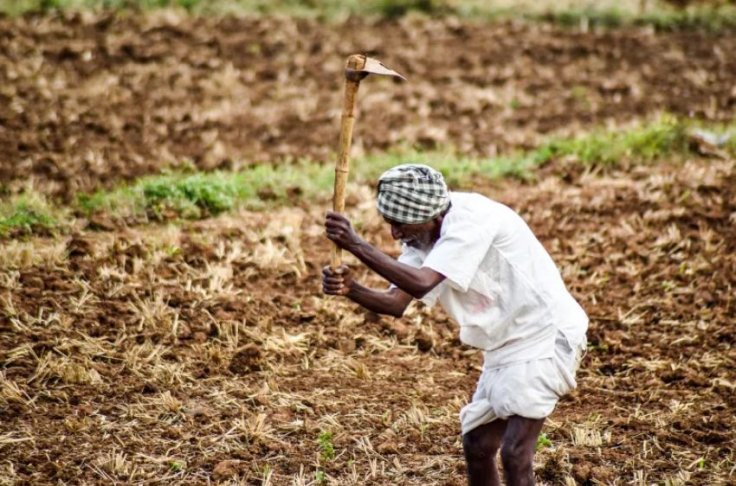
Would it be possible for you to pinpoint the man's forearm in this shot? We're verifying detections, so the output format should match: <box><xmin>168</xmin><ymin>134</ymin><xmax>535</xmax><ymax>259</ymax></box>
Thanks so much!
<box><xmin>348</xmin><ymin>240</ymin><xmax>443</xmax><ymax>298</ymax></box>
<box><xmin>346</xmin><ymin>282</ymin><xmax>410</xmax><ymax>318</ymax></box>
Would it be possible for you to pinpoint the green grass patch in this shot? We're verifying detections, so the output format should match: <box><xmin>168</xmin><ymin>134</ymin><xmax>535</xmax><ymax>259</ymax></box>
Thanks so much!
<box><xmin>0</xmin><ymin>192</ymin><xmax>64</xmax><ymax>237</ymax></box>
<box><xmin>535</xmin><ymin>5</ymin><xmax>736</xmax><ymax>33</ymax></box>
<box><xmin>535</xmin><ymin>114</ymin><xmax>692</xmax><ymax>167</ymax></box>
<box><xmin>76</xmin><ymin>115</ymin><xmax>735</xmax><ymax>224</ymax></box>
<box><xmin>2</xmin><ymin>0</ymin><xmax>736</xmax><ymax>33</ymax></box>
<box><xmin>78</xmin><ymin>162</ymin><xmax>336</xmax><ymax>220</ymax></box>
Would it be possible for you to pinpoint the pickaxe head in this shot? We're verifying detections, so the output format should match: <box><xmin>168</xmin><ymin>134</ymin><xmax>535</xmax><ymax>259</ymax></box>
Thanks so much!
<box><xmin>345</xmin><ymin>54</ymin><xmax>406</xmax><ymax>82</ymax></box>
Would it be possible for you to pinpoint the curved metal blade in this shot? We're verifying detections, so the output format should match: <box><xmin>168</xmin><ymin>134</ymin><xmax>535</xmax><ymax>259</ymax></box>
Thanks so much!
<box><xmin>361</xmin><ymin>57</ymin><xmax>406</xmax><ymax>80</ymax></box>
<box><xmin>345</xmin><ymin>54</ymin><xmax>406</xmax><ymax>81</ymax></box>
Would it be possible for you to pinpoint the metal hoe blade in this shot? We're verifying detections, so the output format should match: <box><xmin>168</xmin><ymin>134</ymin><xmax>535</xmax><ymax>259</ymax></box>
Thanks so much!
<box><xmin>345</xmin><ymin>54</ymin><xmax>406</xmax><ymax>81</ymax></box>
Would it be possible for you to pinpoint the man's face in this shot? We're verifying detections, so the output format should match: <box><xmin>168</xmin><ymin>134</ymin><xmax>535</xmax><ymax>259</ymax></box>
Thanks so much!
<box><xmin>384</xmin><ymin>217</ymin><xmax>442</xmax><ymax>251</ymax></box>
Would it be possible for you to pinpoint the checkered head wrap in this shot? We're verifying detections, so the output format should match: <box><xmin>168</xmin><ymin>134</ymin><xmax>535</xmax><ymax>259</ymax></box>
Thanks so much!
<box><xmin>376</xmin><ymin>164</ymin><xmax>450</xmax><ymax>224</ymax></box>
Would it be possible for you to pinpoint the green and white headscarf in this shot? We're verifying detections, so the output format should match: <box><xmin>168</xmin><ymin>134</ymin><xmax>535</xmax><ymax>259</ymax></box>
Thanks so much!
<box><xmin>376</xmin><ymin>164</ymin><xmax>450</xmax><ymax>224</ymax></box>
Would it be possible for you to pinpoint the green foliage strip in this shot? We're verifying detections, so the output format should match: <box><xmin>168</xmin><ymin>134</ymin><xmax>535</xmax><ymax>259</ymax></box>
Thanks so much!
<box><xmin>1</xmin><ymin>116</ymin><xmax>734</xmax><ymax>237</ymax></box>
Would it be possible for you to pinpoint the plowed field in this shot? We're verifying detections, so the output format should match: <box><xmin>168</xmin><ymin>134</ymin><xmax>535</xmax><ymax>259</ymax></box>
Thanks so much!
<box><xmin>0</xmin><ymin>11</ymin><xmax>735</xmax><ymax>486</ymax></box>
<box><xmin>2</xmin><ymin>11</ymin><xmax>736</xmax><ymax>198</ymax></box>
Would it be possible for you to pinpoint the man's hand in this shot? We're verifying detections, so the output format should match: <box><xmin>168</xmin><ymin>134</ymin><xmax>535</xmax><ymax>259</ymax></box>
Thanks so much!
<box><xmin>325</xmin><ymin>211</ymin><xmax>362</xmax><ymax>252</ymax></box>
<box><xmin>322</xmin><ymin>264</ymin><xmax>354</xmax><ymax>296</ymax></box>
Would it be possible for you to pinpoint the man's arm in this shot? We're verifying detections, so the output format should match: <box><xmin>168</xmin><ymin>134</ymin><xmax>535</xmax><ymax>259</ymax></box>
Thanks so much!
<box><xmin>323</xmin><ymin>266</ymin><xmax>413</xmax><ymax>317</ymax></box>
<box><xmin>349</xmin><ymin>240</ymin><xmax>444</xmax><ymax>299</ymax></box>
<box><xmin>325</xmin><ymin>212</ymin><xmax>445</xmax><ymax>299</ymax></box>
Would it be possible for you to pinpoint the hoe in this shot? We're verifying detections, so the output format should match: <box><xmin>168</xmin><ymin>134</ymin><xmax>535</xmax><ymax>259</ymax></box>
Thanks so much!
<box><xmin>331</xmin><ymin>54</ymin><xmax>406</xmax><ymax>269</ymax></box>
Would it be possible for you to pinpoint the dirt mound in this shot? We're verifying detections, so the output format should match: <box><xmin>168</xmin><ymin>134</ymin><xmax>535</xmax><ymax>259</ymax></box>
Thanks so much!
<box><xmin>1</xmin><ymin>12</ymin><xmax>735</xmax><ymax>198</ymax></box>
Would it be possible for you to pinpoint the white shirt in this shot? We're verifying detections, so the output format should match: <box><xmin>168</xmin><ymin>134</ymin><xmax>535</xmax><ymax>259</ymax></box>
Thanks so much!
<box><xmin>397</xmin><ymin>192</ymin><xmax>588</xmax><ymax>368</ymax></box>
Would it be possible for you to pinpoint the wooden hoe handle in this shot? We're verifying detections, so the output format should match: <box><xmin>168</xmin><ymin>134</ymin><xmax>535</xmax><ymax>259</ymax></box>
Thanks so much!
<box><xmin>331</xmin><ymin>57</ymin><xmax>367</xmax><ymax>269</ymax></box>
<box><xmin>330</xmin><ymin>54</ymin><xmax>404</xmax><ymax>270</ymax></box>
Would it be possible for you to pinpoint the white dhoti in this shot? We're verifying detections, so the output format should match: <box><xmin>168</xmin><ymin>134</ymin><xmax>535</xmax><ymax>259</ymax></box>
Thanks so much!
<box><xmin>460</xmin><ymin>330</ymin><xmax>585</xmax><ymax>435</ymax></box>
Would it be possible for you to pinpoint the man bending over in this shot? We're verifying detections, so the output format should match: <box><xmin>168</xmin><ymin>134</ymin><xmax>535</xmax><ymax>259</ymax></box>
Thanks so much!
<box><xmin>323</xmin><ymin>164</ymin><xmax>588</xmax><ymax>486</ymax></box>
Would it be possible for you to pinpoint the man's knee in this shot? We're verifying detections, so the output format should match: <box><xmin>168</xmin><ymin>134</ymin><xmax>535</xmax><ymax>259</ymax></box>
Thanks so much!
<box><xmin>499</xmin><ymin>438</ymin><xmax>533</xmax><ymax>472</ymax></box>
<box><xmin>463</xmin><ymin>427</ymin><xmax>501</xmax><ymax>462</ymax></box>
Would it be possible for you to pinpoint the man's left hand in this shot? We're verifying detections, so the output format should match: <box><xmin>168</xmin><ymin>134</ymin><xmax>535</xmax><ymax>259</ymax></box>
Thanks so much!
<box><xmin>322</xmin><ymin>264</ymin><xmax>353</xmax><ymax>296</ymax></box>
<box><xmin>325</xmin><ymin>211</ymin><xmax>362</xmax><ymax>251</ymax></box>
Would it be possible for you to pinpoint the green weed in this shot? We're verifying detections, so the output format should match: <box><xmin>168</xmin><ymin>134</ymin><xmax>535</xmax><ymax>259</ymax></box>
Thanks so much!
<box><xmin>317</xmin><ymin>430</ymin><xmax>335</xmax><ymax>462</ymax></box>
<box><xmin>536</xmin><ymin>432</ymin><xmax>553</xmax><ymax>451</ymax></box>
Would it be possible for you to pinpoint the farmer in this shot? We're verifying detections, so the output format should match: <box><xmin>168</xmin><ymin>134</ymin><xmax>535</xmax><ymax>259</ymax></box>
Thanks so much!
<box><xmin>322</xmin><ymin>164</ymin><xmax>588</xmax><ymax>486</ymax></box>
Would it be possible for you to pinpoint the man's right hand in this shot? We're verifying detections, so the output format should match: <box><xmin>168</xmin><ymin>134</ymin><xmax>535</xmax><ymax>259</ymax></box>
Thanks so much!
<box><xmin>322</xmin><ymin>265</ymin><xmax>354</xmax><ymax>296</ymax></box>
<box><xmin>325</xmin><ymin>212</ymin><xmax>362</xmax><ymax>252</ymax></box>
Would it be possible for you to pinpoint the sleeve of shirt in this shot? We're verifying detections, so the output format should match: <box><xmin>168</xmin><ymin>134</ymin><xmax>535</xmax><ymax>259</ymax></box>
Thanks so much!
<box><xmin>397</xmin><ymin>245</ymin><xmax>424</xmax><ymax>268</ymax></box>
<box><xmin>421</xmin><ymin>216</ymin><xmax>494</xmax><ymax>293</ymax></box>
<box><xmin>390</xmin><ymin>246</ymin><xmax>444</xmax><ymax>308</ymax></box>
<box><xmin>388</xmin><ymin>245</ymin><xmax>423</xmax><ymax>289</ymax></box>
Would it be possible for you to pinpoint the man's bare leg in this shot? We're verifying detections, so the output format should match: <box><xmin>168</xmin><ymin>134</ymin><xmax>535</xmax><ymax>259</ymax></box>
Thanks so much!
<box><xmin>462</xmin><ymin>420</ymin><xmax>507</xmax><ymax>486</ymax></box>
<box><xmin>500</xmin><ymin>416</ymin><xmax>546</xmax><ymax>486</ymax></box>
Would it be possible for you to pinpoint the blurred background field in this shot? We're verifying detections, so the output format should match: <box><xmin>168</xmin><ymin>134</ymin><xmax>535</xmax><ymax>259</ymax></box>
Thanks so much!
<box><xmin>2</xmin><ymin>0</ymin><xmax>736</xmax><ymax>28</ymax></box>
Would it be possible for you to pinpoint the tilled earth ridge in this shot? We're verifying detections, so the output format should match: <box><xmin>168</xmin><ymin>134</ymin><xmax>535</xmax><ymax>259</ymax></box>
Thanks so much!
<box><xmin>1</xmin><ymin>12</ymin><xmax>736</xmax><ymax>198</ymax></box>
<box><xmin>0</xmin><ymin>155</ymin><xmax>734</xmax><ymax>484</ymax></box>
